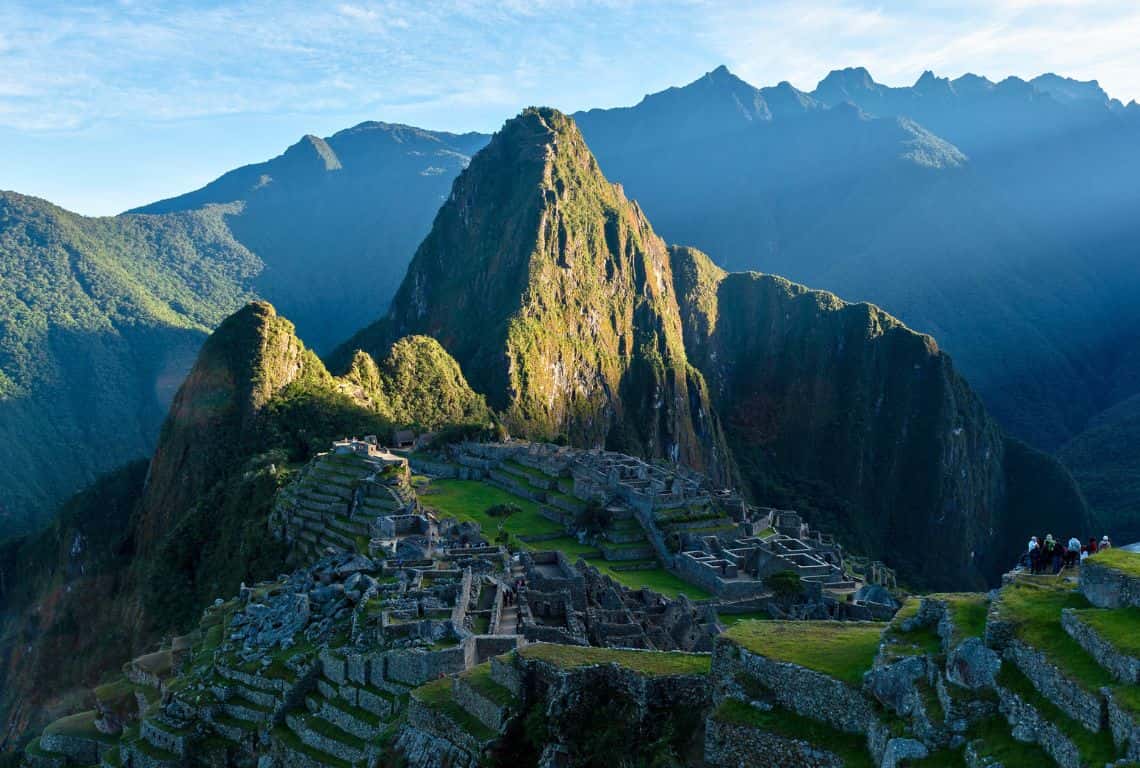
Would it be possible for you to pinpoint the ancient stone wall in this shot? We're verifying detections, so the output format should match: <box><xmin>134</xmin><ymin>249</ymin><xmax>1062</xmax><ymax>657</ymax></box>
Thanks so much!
<box><xmin>1080</xmin><ymin>560</ymin><xmax>1140</xmax><ymax>609</ymax></box>
<box><xmin>703</xmin><ymin>715</ymin><xmax>845</xmax><ymax>768</ymax></box>
<box><xmin>1004</xmin><ymin>640</ymin><xmax>1103</xmax><ymax>732</ymax></box>
<box><xmin>1061</xmin><ymin>609</ymin><xmax>1140</xmax><ymax>684</ymax></box>
<box><xmin>711</xmin><ymin>639</ymin><xmax>878</xmax><ymax>734</ymax></box>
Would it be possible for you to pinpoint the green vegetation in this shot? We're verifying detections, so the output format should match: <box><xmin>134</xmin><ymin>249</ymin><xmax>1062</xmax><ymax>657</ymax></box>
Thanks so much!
<box><xmin>412</xmin><ymin>678</ymin><xmax>497</xmax><ymax>742</ymax></box>
<box><xmin>580</xmin><ymin>558</ymin><xmax>712</xmax><ymax>600</ymax></box>
<box><xmin>968</xmin><ymin>716</ymin><xmax>1051</xmax><ymax>766</ymax></box>
<box><xmin>717</xmin><ymin>611</ymin><xmax>770</xmax><ymax>627</ymax></box>
<box><xmin>723</xmin><ymin>621</ymin><xmax>883</xmax><ymax>685</ymax></box>
<box><xmin>518</xmin><ymin>643</ymin><xmax>711</xmax><ymax>676</ymax></box>
<box><xmin>996</xmin><ymin>664</ymin><xmax>1119</xmax><ymax>765</ymax></box>
<box><xmin>460</xmin><ymin>664</ymin><xmax>516</xmax><ymax>707</ymax></box>
<box><xmin>945</xmin><ymin>593</ymin><xmax>988</xmax><ymax>641</ymax></box>
<box><xmin>43</xmin><ymin>711</ymin><xmax>118</xmax><ymax>743</ymax></box>
<box><xmin>1087</xmin><ymin>548</ymin><xmax>1140</xmax><ymax>578</ymax></box>
<box><xmin>1070</xmin><ymin>607</ymin><xmax>1140</xmax><ymax>658</ymax></box>
<box><xmin>0</xmin><ymin>192</ymin><xmax>262</xmax><ymax>532</ymax></box>
<box><xmin>420</xmin><ymin>480</ymin><xmax>560</xmax><ymax>539</ymax></box>
<box><xmin>713</xmin><ymin>699</ymin><xmax>873</xmax><ymax>768</ymax></box>
<box><xmin>995</xmin><ymin>578</ymin><xmax>1113</xmax><ymax>691</ymax></box>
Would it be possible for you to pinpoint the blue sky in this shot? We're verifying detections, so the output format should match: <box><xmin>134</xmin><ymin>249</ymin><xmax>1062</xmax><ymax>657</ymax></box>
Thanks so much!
<box><xmin>3</xmin><ymin>0</ymin><xmax>1139</xmax><ymax>216</ymax></box>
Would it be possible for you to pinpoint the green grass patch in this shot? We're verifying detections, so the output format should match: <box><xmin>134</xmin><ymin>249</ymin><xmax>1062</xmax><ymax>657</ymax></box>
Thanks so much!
<box><xmin>519</xmin><ymin>643</ymin><xmax>711</xmax><ymax>676</ymax></box>
<box><xmin>713</xmin><ymin>699</ymin><xmax>873</xmax><ymax>768</ymax></box>
<box><xmin>460</xmin><ymin>664</ymin><xmax>516</xmax><ymax>707</ymax></box>
<box><xmin>271</xmin><ymin>725</ymin><xmax>351</xmax><ymax>768</ymax></box>
<box><xmin>723</xmin><ymin>621</ymin><xmax>883</xmax><ymax>686</ymax></box>
<box><xmin>535</xmin><ymin>537</ymin><xmax>602</xmax><ymax>557</ymax></box>
<box><xmin>1087</xmin><ymin>548</ymin><xmax>1140</xmax><ymax>578</ymax></box>
<box><xmin>996</xmin><ymin>579</ymin><xmax>1114</xmax><ymax>691</ymax></box>
<box><xmin>1071</xmin><ymin>607</ymin><xmax>1140</xmax><ymax>658</ymax></box>
<box><xmin>421</xmin><ymin>479</ymin><xmax>562</xmax><ymax>538</ymax></box>
<box><xmin>967</xmin><ymin>715</ymin><xmax>1051</xmax><ymax>766</ymax></box>
<box><xmin>412</xmin><ymin>678</ymin><xmax>497</xmax><ymax>742</ymax></box>
<box><xmin>44</xmin><ymin>711</ymin><xmax>119</xmax><ymax>743</ymax></box>
<box><xmin>718</xmin><ymin>611</ymin><xmax>770</xmax><ymax>627</ymax></box>
<box><xmin>996</xmin><ymin>664</ymin><xmax>1119</xmax><ymax>765</ymax></box>
<box><xmin>946</xmin><ymin>594</ymin><xmax>988</xmax><ymax>641</ymax></box>
<box><xmin>582</xmin><ymin>557</ymin><xmax>711</xmax><ymax>600</ymax></box>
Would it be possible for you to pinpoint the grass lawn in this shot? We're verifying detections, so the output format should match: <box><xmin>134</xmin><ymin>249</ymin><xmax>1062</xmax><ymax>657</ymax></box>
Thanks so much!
<box><xmin>519</xmin><ymin>643</ymin><xmax>711</xmax><ymax>676</ymax></box>
<box><xmin>713</xmin><ymin>700</ymin><xmax>873</xmax><ymax>768</ymax></box>
<box><xmin>718</xmin><ymin>610</ymin><xmax>770</xmax><ymax>627</ymax></box>
<box><xmin>582</xmin><ymin>557</ymin><xmax>712</xmax><ymax>600</ymax></box>
<box><xmin>1070</xmin><ymin>607</ymin><xmax>1140</xmax><ymax>658</ymax></box>
<box><xmin>420</xmin><ymin>479</ymin><xmax>562</xmax><ymax>538</ymax></box>
<box><xmin>535</xmin><ymin>536</ymin><xmax>601</xmax><ymax>557</ymax></box>
<box><xmin>723</xmin><ymin>621</ymin><xmax>883</xmax><ymax>686</ymax></box>
<box><xmin>1087</xmin><ymin>548</ymin><xmax>1140</xmax><ymax>577</ymax></box>
<box><xmin>996</xmin><ymin>579</ymin><xmax>1114</xmax><ymax>691</ymax></box>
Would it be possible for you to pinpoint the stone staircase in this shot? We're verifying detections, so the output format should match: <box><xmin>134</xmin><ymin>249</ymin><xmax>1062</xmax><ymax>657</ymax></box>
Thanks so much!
<box><xmin>272</xmin><ymin>648</ymin><xmax>407</xmax><ymax>768</ymax></box>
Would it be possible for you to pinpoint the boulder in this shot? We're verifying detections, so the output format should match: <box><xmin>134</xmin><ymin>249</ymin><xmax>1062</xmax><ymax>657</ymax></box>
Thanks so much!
<box><xmin>947</xmin><ymin>638</ymin><xmax>1001</xmax><ymax>690</ymax></box>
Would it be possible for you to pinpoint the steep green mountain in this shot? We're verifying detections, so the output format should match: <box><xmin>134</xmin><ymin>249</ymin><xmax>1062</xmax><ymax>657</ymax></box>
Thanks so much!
<box><xmin>1</xmin><ymin>125</ymin><xmax>488</xmax><ymax>534</ymax></box>
<box><xmin>339</xmin><ymin>107</ymin><xmax>1086</xmax><ymax>588</ymax></box>
<box><xmin>0</xmin><ymin>300</ymin><xmax>488</xmax><ymax>745</ymax></box>
<box><xmin>132</xmin><ymin>122</ymin><xmax>490</xmax><ymax>354</ymax></box>
<box><xmin>573</xmin><ymin>66</ymin><xmax>1140</xmax><ymax>458</ymax></box>
<box><xmin>0</xmin><ymin>191</ymin><xmax>260</xmax><ymax>534</ymax></box>
<box><xmin>671</xmin><ymin>246</ymin><xmax>1085</xmax><ymax>585</ymax></box>
<box><xmin>339</xmin><ymin>107</ymin><xmax>733</xmax><ymax>484</ymax></box>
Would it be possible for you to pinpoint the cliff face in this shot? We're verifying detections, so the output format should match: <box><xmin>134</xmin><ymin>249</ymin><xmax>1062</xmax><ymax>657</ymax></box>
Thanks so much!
<box><xmin>671</xmin><ymin>246</ymin><xmax>1085</xmax><ymax>587</ymax></box>
<box><xmin>341</xmin><ymin>108</ymin><xmax>732</xmax><ymax>482</ymax></box>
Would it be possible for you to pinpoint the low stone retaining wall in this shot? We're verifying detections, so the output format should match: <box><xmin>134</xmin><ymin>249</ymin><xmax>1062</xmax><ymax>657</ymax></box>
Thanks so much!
<box><xmin>711</xmin><ymin>639</ymin><xmax>877</xmax><ymax>734</ymax></box>
<box><xmin>1061</xmin><ymin>609</ymin><xmax>1140</xmax><ymax>684</ymax></box>
<box><xmin>703</xmin><ymin>713</ymin><xmax>845</xmax><ymax>768</ymax></box>
<box><xmin>392</xmin><ymin>724</ymin><xmax>479</xmax><ymax>768</ymax></box>
<box><xmin>995</xmin><ymin>683</ymin><xmax>1081</xmax><ymax>768</ymax></box>
<box><xmin>405</xmin><ymin>698</ymin><xmax>488</xmax><ymax>755</ymax></box>
<box><xmin>452</xmin><ymin>677</ymin><xmax>510</xmax><ymax>732</ymax></box>
<box><xmin>1105</xmin><ymin>689</ymin><xmax>1140</xmax><ymax>760</ymax></box>
<box><xmin>381</xmin><ymin>646</ymin><xmax>467</xmax><ymax>686</ymax></box>
<box><xmin>38</xmin><ymin>734</ymin><xmax>104</xmax><ymax>766</ymax></box>
<box><xmin>1004</xmin><ymin>640</ymin><xmax>1103</xmax><ymax>732</ymax></box>
<box><xmin>1080</xmin><ymin>559</ymin><xmax>1140</xmax><ymax>609</ymax></box>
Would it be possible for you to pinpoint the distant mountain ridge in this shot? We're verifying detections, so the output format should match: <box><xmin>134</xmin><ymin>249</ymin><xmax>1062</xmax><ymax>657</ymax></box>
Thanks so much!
<box><xmin>573</xmin><ymin>65</ymin><xmax>1140</xmax><ymax>459</ymax></box>
<box><xmin>132</xmin><ymin>121</ymin><xmax>491</xmax><ymax>354</ymax></box>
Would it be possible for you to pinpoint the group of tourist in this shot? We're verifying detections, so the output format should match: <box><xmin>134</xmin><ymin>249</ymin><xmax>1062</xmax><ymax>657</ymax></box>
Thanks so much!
<box><xmin>1024</xmin><ymin>534</ymin><xmax>1111</xmax><ymax>574</ymax></box>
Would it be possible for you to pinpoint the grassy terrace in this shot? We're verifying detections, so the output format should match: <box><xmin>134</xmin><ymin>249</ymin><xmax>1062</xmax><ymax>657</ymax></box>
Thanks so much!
<box><xmin>944</xmin><ymin>593</ymin><xmax>988</xmax><ymax>641</ymax></box>
<box><xmin>271</xmin><ymin>725</ymin><xmax>352</xmax><ymax>768</ymax></box>
<box><xmin>996</xmin><ymin>664</ymin><xmax>1119</xmax><ymax>765</ymax></box>
<box><xmin>422</xmin><ymin>479</ymin><xmax>711</xmax><ymax>599</ymax></box>
<box><xmin>460</xmin><ymin>664</ymin><xmax>516</xmax><ymax>706</ymax></box>
<box><xmin>412</xmin><ymin>678</ymin><xmax>497</xmax><ymax>742</ymax></box>
<box><xmin>518</xmin><ymin>643</ymin><xmax>711</xmax><ymax>676</ymax></box>
<box><xmin>713</xmin><ymin>699</ymin><xmax>873</xmax><ymax>768</ymax></box>
<box><xmin>1087</xmin><ymin>548</ymin><xmax>1140</xmax><ymax>577</ymax></box>
<box><xmin>723</xmin><ymin>621</ymin><xmax>883</xmax><ymax>686</ymax></box>
<box><xmin>718</xmin><ymin>610</ymin><xmax>770</xmax><ymax>628</ymax></box>
<box><xmin>419</xmin><ymin>479</ymin><xmax>561</xmax><ymax>538</ymax></box>
<box><xmin>996</xmin><ymin>578</ymin><xmax>1115</xmax><ymax>692</ymax></box>
<box><xmin>44</xmin><ymin>710</ymin><xmax>119</xmax><ymax>743</ymax></box>
<box><xmin>1070</xmin><ymin>606</ymin><xmax>1140</xmax><ymax>658</ymax></box>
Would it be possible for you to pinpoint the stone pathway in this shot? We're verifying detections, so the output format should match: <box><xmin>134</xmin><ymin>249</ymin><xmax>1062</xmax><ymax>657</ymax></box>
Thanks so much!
<box><xmin>497</xmin><ymin>561</ymin><xmax>526</xmax><ymax>635</ymax></box>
